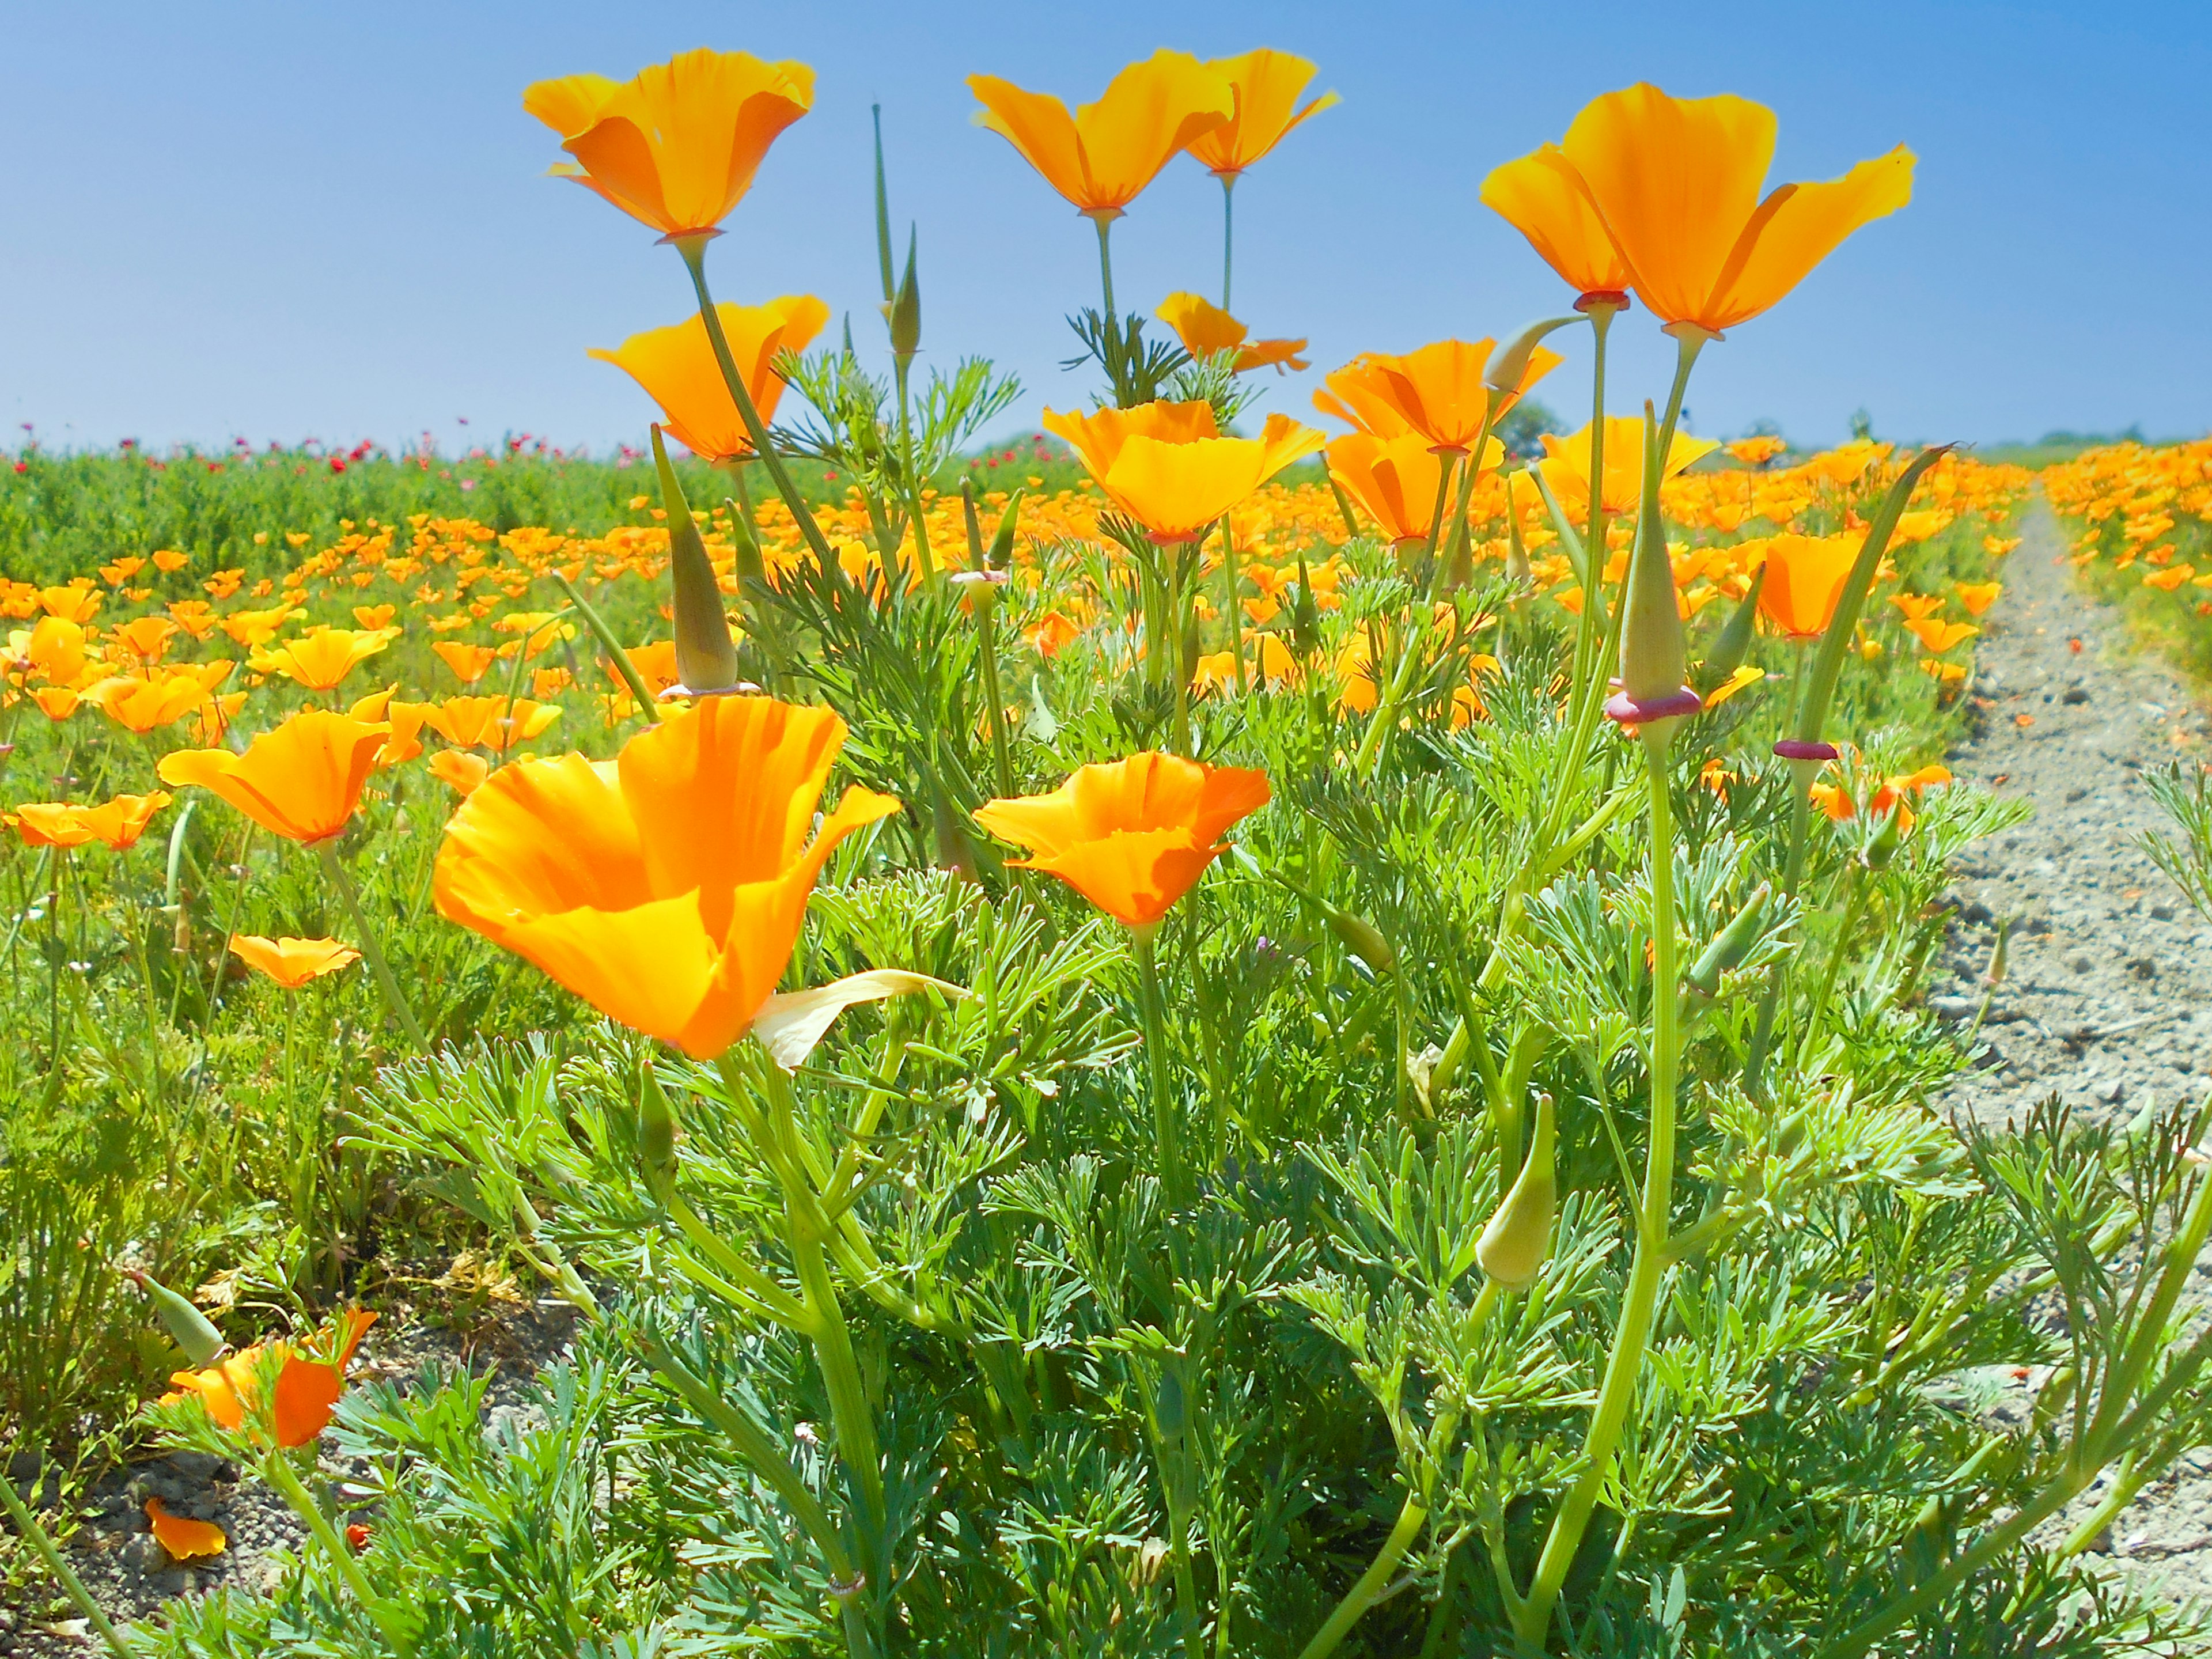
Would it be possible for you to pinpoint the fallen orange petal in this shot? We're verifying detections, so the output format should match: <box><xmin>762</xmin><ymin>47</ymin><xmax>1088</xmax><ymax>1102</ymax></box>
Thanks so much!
<box><xmin>146</xmin><ymin>1497</ymin><xmax>228</xmax><ymax>1562</ymax></box>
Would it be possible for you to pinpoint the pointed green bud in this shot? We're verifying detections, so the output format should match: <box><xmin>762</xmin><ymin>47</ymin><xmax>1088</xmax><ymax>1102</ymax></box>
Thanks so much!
<box><xmin>1986</xmin><ymin>918</ymin><xmax>2011</xmax><ymax>986</ymax></box>
<box><xmin>987</xmin><ymin>491</ymin><xmax>1024</xmax><ymax>573</ymax></box>
<box><xmin>638</xmin><ymin>1067</ymin><xmax>678</xmax><ymax>1198</ymax></box>
<box><xmin>1325</xmin><ymin>906</ymin><xmax>1395</xmax><ymax>975</ymax></box>
<box><xmin>1618</xmin><ymin>408</ymin><xmax>1688</xmax><ymax>706</ymax></box>
<box><xmin>1478</xmin><ymin>1090</ymin><xmax>1556</xmax><ymax>1289</ymax></box>
<box><xmin>1484</xmin><ymin>316</ymin><xmax>1582</xmax><ymax>396</ymax></box>
<box><xmin>1687</xmin><ymin>881</ymin><xmax>1771</xmax><ymax>996</ymax></box>
<box><xmin>872</xmin><ymin>104</ymin><xmax>895</xmax><ymax>305</ymax></box>
<box><xmin>1153</xmin><ymin>1366</ymin><xmax>1186</xmax><ymax>1441</ymax></box>
<box><xmin>1703</xmin><ymin>563</ymin><xmax>1766</xmax><ymax>689</ymax></box>
<box><xmin>1289</xmin><ymin>549</ymin><xmax>1322</xmax><ymax>660</ymax></box>
<box><xmin>128</xmin><ymin>1270</ymin><xmax>225</xmax><ymax>1368</ymax></box>
<box><xmin>652</xmin><ymin>426</ymin><xmax>739</xmax><ymax>695</ymax></box>
<box><xmin>1504</xmin><ymin>495</ymin><xmax>1533</xmax><ymax>587</ymax></box>
<box><xmin>889</xmin><ymin>227</ymin><xmax>921</xmax><ymax>359</ymax></box>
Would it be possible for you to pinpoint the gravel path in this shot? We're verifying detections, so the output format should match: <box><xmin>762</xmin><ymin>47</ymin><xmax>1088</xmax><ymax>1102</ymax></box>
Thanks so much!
<box><xmin>1934</xmin><ymin>496</ymin><xmax>2212</xmax><ymax>1619</ymax></box>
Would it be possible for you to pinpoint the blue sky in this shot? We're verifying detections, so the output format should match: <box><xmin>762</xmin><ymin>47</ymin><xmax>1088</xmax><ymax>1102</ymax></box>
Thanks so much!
<box><xmin>2</xmin><ymin>1</ymin><xmax>2206</xmax><ymax>456</ymax></box>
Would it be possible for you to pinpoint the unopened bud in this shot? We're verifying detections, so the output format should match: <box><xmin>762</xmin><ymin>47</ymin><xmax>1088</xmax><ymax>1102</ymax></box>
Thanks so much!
<box><xmin>1687</xmin><ymin>881</ymin><xmax>1770</xmax><ymax>996</ymax></box>
<box><xmin>127</xmin><ymin>1270</ymin><xmax>226</xmax><ymax>1368</ymax></box>
<box><xmin>1985</xmin><ymin>919</ymin><xmax>2010</xmax><ymax>986</ymax></box>
<box><xmin>889</xmin><ymin>227</ymin><xmax>921</xmax><ymax>359</ymax></box>
<box><xmin>988</xmin><ymin>490</ymin><xmax>1024</xmax><ymax>573</ymax></box>
<box><xmin>652</xmin><ymin>426</ymin><xmax>739</xmax><ymax>695</ymax></box>
<box><xmin>1484</xmin><ymin>316</ymin><xmax>1581</xmax><ymax>397</ymax></box>
<box><xmin>1703</xmin><ymin>565</ymin><xmax>1767</xmax><ymax>690</ymax></box>
<box><xmin>1478</xmin><ymin>1091</ymin><xmax>1556</xmax><ymax>1289</ymax></box>
<box><xmin>1325</xmin><ymin>906</ymin><xmax>1394</xmax><ymax>975</ymax></box>
<box><xmin>638</xmin><ymin>1069</ymin><xmax>678</xmax><ymax>1198</ymax></box>
<box><xmin>1152</xmin><ymin>1366</ymin><xmax>1186</xmax><ymax>1441</ymax></box>
<box><xmin>1616</xmin><ymin>410</ymin><xmax>1689</xmax><ymax>709</ymax></box>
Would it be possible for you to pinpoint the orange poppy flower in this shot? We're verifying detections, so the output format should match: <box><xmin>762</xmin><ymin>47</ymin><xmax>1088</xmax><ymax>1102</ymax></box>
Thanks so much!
<box><xmin>145</xmin><ymin>1499</ymin><xmax>226</xmax><ymax>1563</ymax></box>
<box><xmin>1154</xmin><ymin>293</ymin><xmax>1308</xmax><ymax>373</ymax></box>
<box><xmin>110</xmin><ymin>616</ymin><xmax>180</xmax><ymax>665</ymax></box>
<box><xmin>1751</xmin><ymin>532</ymin><xmax>1863</xmax><ymax>639</ymax></box>
<box><xmin>1314</xmin><ymin>339</ymin><xmax>1560</xmax><ymax>456</ymax></box>
<box><xmin>166</xmin><ymin>600</ymin><xmax>219</xmax><ymax>641</ymax></box>
<box><xmin>1041</xmin><ymin>400</ymin><xmax>1323</xmax><ymax>543</ymax></box>
<box><xmin>1539</xmin><ymin>84</ymin><xmax>1914</xmax><ymax>335</ymax></box>
<box><xmin>972</xmin><ymin>752</ymin><xmax>1271</xmax><ymax>929</ymax></box>
<box><xmin>1955</xmin><ymin>581</ymin><xmax>2002</xmax><ymax>616</ymax></box>
<box><xmin>622</xmin><ymin>641</ymin><xmax>684</xmax><ymax>698</ymax></box>
<box><xmin>158</xmin><ymin>710</ymin><xmax>391</xmax><ymax>843</ymax></box>
<box><xmin>228</xmin><ymin>934</ymin><xmax>362</xmax><ymax>988</ymax></box>
<box><xmin>969</xmin><ymin>50</ymin><xmax>1232</xmax><ymax>217</ymax></box>
<box><xmin>1185</xmin><ymin>49</ymin><xmax>1339</xmax><ymax>179</ymax></box>
<box><xmin>432</xmin><ymin>641</ymin><xmax>499</xmax><ymax>685</ymax></box>
<box><xmin>17</xmin><ymin>616</ymin><xmax>90</xmax><ymax>684</ymax></box>
<box><xmin>250</xmin><ymin>627</ymin><xmax>395</xmax><ymax>692</ymax></box>
<box><xmin>1888</xmin><ymin>592</ymin><xmax>1944</xmax><ymax>623</ymax></box>
<box><xmin>1907</xmin><ymin>618</ymin><xmax>1978</xmax><ymax>653</ymax></box>
<box><xmin>429</xmin><ymin>749</ymin><xmax>493</xmax><ymax>796</ymax></box>
<box><xmin>1726</xmin><ymin>434</ymin><xmax>1788</xmax><ymax>467</ymax></box>
<box><xmin>420</xmin><ymin>695</ymin><xmax>563</xmax><ymax>753</ymax></box>
<box><xmin>1536</xmin><ymin>416</ymin><xmax>1718</xmax><ymax>515</ymax></box>
<box><xmin>81</xmin><ymin>672</ymin><xmax>209</xmax><ymax>733</ymax></box>
<box><xmin>1325</xmin><ymin>433</ymin><xmax>1468</xmax><ymax>546</ymax></box>
<box><xmin>1480</xmin><ymin>145</ymin><xmax>1635</xmax><ymax>306</ymax></box>
<box><xmin>163</xmin><ymin>1310</ymin><xmax>376</xmax><ymax>1449</ymax></box>
<box><xmin>28</xmin><ymin>685</ymin><xmax>79</xmax><ymax>720</ymax></box>
<box><xmin>39</xmin><ymin>585</ymin><xmax>101</xmax><ymax>624</ymax></box>
<box><xmin>434</xmin><ymin>697</ymin><xmax>900</xmax><ymax>1059</ymax></box>
<box><xmin>347</xmin><ymin>687</ymin><xmax>431</xmax><ymax>766</ymax></box>
<box><xmin>353</xmin><ymin>604</ymin><xmax>397</xmax><ymax>630</ymax></box>
<box><xmin>590</xmin><ymin>296</ymin><xmax>830</xmax><ymax>461</ymax></box>
<box><xmin>7</xmin><ymin>791</ymin><xmax>172</xmax><ymax>851</ymax></box>
<box><xmin>524</xmin><ymin>49</ymin><xmax>815</xmax><ymax>240</ymax></box>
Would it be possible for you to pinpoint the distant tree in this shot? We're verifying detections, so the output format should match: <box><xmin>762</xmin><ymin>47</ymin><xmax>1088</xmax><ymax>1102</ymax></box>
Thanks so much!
<box><xmin>1497</xmin><ymin>397</ymin><xmax>1559</xmax><ymax>459</ymax></box>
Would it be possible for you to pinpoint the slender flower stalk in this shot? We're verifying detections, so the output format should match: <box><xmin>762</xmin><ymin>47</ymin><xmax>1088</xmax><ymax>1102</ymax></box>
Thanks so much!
<box><xmin>1132</xmin><ymin>923</ymin><xmax>1187</xmax><ymax>1209</ymax></box>
<box><xmin>1517</xmin><ymin>724</ymin><xmax>1680</xmax><ymax>1647</ymax></box>
<box><xmin>1219</xmin><ymin>175</ymin><xmax>1235</xmax><ymax>310</ymax></box>
<box><xmin>314</xmin><ymin>841</ymin><xmax>430</xmax><ymax>1050</ymax></box>
<box><xmin>0</xmin><ymin>1475</ymin><xmax>132</xmax><ymax>1659</ymax></box>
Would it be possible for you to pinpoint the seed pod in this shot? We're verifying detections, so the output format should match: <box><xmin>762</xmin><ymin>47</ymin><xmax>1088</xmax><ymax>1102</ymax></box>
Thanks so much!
<box><xmin>652</xmin><ymin>425</ymin><xmax>739</xmax><ymax>695</ymax></box>
<box><xmin>638</xmin><ymin>1069</ymin><xmax>678</xmax><ymax>1198</ymax></box>
<box><xmin>987</xmin><ymin>490</ymin><xmax>1024</xmax><ymax>573</ymax></box>
<box><xmin>1687</xmin><ymin>882</ymin><xmax>1771</xmax><ymax>997</ymax></box>
<box><xmin>127</xmin><ymin>1270</ymin><xmax>226</xmax><ymax>1368</ymax></box>
<box><xmin>1478</xmin><ymin>1091</ymin><xmax>1556</xmax><ymax>1289</ymax></box>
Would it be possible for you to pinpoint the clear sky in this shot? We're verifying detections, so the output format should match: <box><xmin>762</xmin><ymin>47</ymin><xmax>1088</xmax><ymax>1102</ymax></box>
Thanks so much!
<box><xmin>3</xmin><ymin>1</ymin><xmax>2206</xmax><ymax>457</ymax></box>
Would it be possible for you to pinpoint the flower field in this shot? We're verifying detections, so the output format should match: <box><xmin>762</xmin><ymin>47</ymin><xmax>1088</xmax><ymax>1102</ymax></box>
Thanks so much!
<box><xmin>9</xmin><ymin>40</ymin><xmax>2212</xmax><ymax>1659</ymax></box>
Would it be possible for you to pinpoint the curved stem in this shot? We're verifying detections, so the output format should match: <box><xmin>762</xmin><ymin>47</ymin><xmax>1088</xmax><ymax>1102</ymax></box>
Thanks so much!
<box><xmin>1297</xmin><ymin>1491</ymin><xmax>1430</xmax><ymax>1659</ymax></box>
<box><xmin>313</xmin><ymin>840</ymin><xmax>429</xmax><ymax>1051</ymax></box>
<box><xmin>675</xmin><ymin>237</ymin><xmax>838</xmax><ymax>570</ymax></box>
<box><xmin>1516</xmin><ymin>728</ymin><xmax>1680</xmax><ymax>1649</ymax></box>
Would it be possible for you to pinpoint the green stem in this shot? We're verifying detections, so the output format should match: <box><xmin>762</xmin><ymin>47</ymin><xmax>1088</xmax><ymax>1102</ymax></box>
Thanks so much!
<box><xmin>0</xmin><ymin>1469</ymin><xmax>132</xmax><ymax>1658</ymax></box>
<box><xmin>1517</xmin><ymin>728</ymin><xmax>1680</xmax><ymax>1649</ymax></box>
<box><xmin>1219</xmin><ymin>518</ymin><xmax>1247</xmax><ymax>696</ymax></box>
<box><xmin>894</xmin><ymin>357</ymin><xmax>936</xmax><ymax>582</ymax></box>
<box><xmin>741</xmin><ymin>1057</ymin><xmax>890</xmax><ymax>1616</ymax></box>
<box><xmin>676</xmin><ymin>237</ymin><xmax>838</xmax><ymax>570</ymax></box>
<box><xmin>1797</xmin><ymin>862</ymin><xmax>1868</xmax><ymax>1059</ymax></box>
<box><xmin>313</xmin><ymin>840</ymin><xmax>429</xmax><ymax>1051</ymax></box>
<box><xmin>1134</xmin><ymin>925</ymin><xmax>1188</xmax><ymax>1209</ymax></box>
<box><xmin>1089</xmin><ymin>210</ymin><xmax>1119</xmax><ymax>324</ymax></box>
<box><xmin>262</xmin><ymin>1450</ymin><xmax>397</xmax><ymax>1642</ymax></box>
<box><xmin>1569</xmin><ymin>305</ymin><xmax>1616</xmax><ymax>704</ymax></box>
<box><xmin>1220</xmin><ymin>175</ymin><xmax>1236</xmax><ymax>311</ymax></box>
<box><xmin>1297</xmin><ymin>1491</ymin><xmax>1430</xmax><ymax>1659</ymax></box>
<box><xmin>548</xmin><ymin>570</ymin><xmax>658</xmax><ymax>722</ymax></box>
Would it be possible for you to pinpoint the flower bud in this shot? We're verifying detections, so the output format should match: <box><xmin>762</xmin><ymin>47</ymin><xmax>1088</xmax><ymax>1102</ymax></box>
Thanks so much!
<box><xmin>1484</xmin><ymin>316</ymin><xmax>1582</xmax><ymax>397</ymax></box>
<box><xmin>889</xmin><ymin>228</ymin><xmax>921</xmax><ymax>361</ymax></box>
<box><xmin>1325</xmin><ymin>906</ymin><xmax>1395</xmax><ymax>975</ymax></box>
<box><xmin>1616</xmin><ymin>412</ymin><xmax>1689</xmax><ymax>709</ymax></box>
<box><xmin>1478</xmin><ymin>1090</ymin><xmax>1556</xmax><ymax>1289</ymax></box>
<box><xmin>638</xmin><ymin>1068</ymin><xmax>678</xmax><ymax>1199</ymax></box>
<box><xmin>988</xmin><ymin>490</ymin><xmax>1024</xmax><ymax>573</ymax></box>
<box><xmin>652</xmin><ymin>426</ymin><xmax>739</xmax><ymax>695</ymax></box>
<box><xmin>1152</xmin><ymin>1366</ymin><xmax>1186</xmax><ymax>1441</ymax></box>
<box><xmin>1702</xmin><ymin>565</ymin><xmax>1767</xmax><ymax>691</ymax></box>
<box><xmin>127</xmin><ymin>1269</ymin><xmax>226</xmax><ymax>1368</ymax></box>
<box><xmin>1687</xmin><ymin>881</ymin><xmax>1770</xmax><ymax>997</ymax></box>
